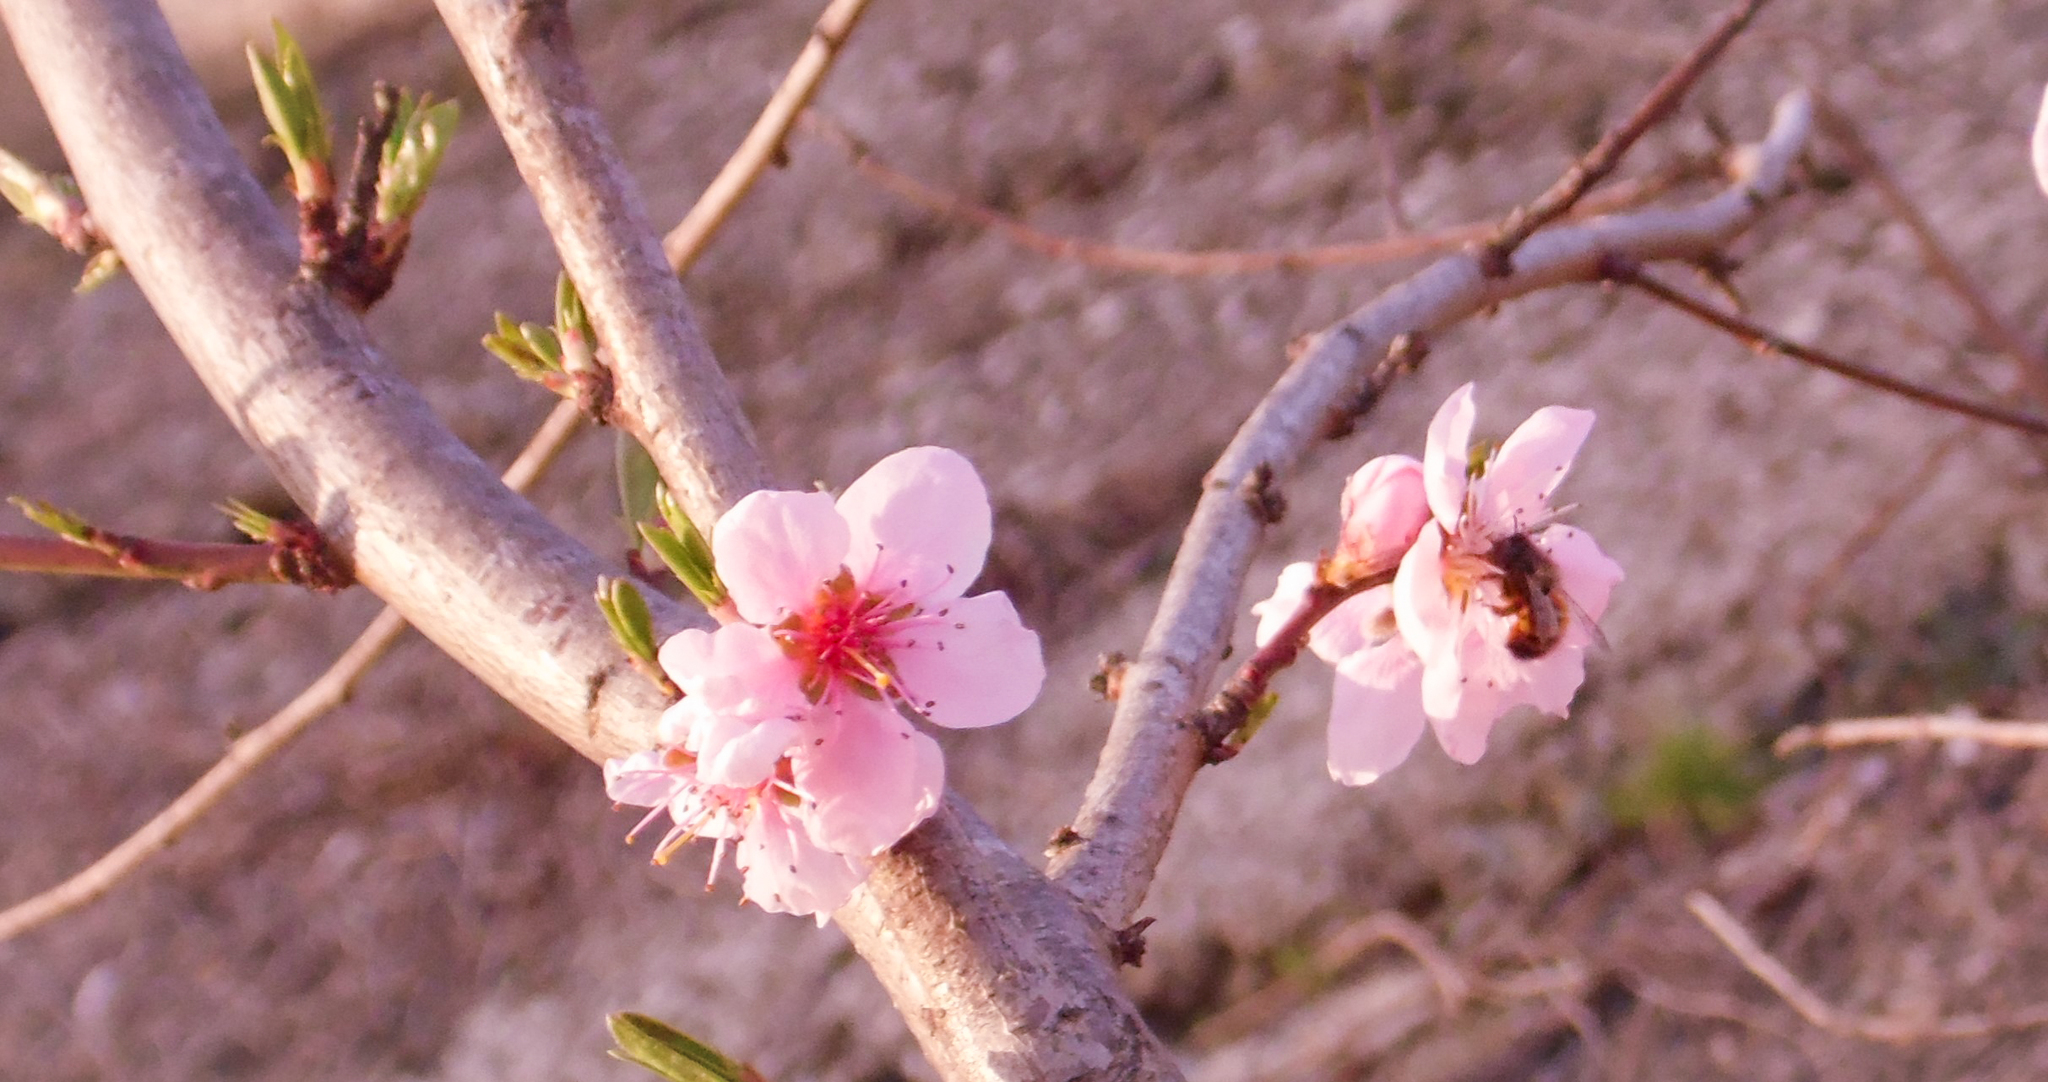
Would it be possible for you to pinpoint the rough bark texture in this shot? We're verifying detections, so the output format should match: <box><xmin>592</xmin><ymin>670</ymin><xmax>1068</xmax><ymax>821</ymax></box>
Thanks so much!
<box><xmin>0</xmin><ymin>0</ymin><xmax>679</xmax><ymax>764</ymax></box>
<box><xmin>430</xmin><ymin>0</ymin><xmax>771</xmax><ymax>524</ymax></box>
<box><xmin>1048</xmin><ymin>94</ymin><xmax>1813</xmax><ymax>926</ymax></box>
<box><xmin>1</xmin><ymin>1</ymin><xmax>1177</xmax><ymax>1078</ymax></box>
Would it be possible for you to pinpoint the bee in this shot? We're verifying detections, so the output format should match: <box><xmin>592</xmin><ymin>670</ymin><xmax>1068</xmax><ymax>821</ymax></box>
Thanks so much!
<box><xmin>1488</xmin><ymin>531</ymin><xmax>1569</xmax><ymax>660</ymax></box>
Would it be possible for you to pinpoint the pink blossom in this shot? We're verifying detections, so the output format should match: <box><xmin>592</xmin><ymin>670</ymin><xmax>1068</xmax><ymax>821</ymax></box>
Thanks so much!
<box><xmin>1252</xmin><ymin>563</ymin><xmax>1425</xmax><ymax>784</ymax></box>
<box><xmin>603</xmin><ymin>746</ymin><xmax>869</xmax><ymax>923</ymax></box>
<box><xmin>1391</xmin><ymin>383</ymin><xmax>1623</xmax><ymax>762</ymax></box>
<box><xmin>1335</xmin><ymin>455</ymin><xmax>1430</xmax><ymax>574</ymax></box>
<box><xmin>666</xmin><ymin>446</ymin><xmax>1041</xmax><ymax>861</ymax></box>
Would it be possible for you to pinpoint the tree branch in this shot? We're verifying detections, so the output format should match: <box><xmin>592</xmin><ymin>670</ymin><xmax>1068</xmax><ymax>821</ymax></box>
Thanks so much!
<box><xmin>4</xmin><ymin>3</ymin><xmax>1173</xmax><ymax>1078</ymax></box>
<box><xmin>662</xmin><ymin>0</ymin><xmax>877</xmax><ymax>272</ymax></box>
<box><xmin>0</xmin><ymin>399</ymin><xmax>585</xmax><ymax>945</ymax></box>
<box><xmin>1479</xmin><ymin>0</ymin><xmax>1770</xmax><ymax>274</ymax></box>
<box><xmin>1602</xmin><ymin>261</ymin><xmax>2048</xmax><ymax>438</ymax></box>
<box><xmin>1046</xmin><ymin>90</ymin><xmax>1813</xmax><ymax>927</ymax></box>
<box><xmin>1775</xmin><ymin>714</ymin><xmax>2048</xmax><ymax>754</ymax></box>
<box><xmin>2</xmin><ymin>0</ymin><xmax>679</xmax><ymax>765</ymax></box>
<box><xmin>431</xmin><ymin>0</ymin><xmax>770</xmax><ymax>525</ymax></box>
<box><xmin>0</xmin><ymin>532</ymin><xmax>287</xmax><ymax>587</ymax></box>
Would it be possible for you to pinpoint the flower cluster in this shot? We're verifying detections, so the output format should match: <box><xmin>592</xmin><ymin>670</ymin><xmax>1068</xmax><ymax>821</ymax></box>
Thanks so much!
<box><xmin>605</xmin><ymin>447</ymin><xmax>1045</xmax><ymax>920</ymax></box>
<box><xmin>1254</xmin><ymin>383</ymin><xmax>1622</xmax><ymax>784</ymax></box>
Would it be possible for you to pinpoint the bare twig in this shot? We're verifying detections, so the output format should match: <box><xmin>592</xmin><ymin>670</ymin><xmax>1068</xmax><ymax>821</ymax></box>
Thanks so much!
<box><xmin>809</xmin><ymin>113</ymin><xmax>1715</xmax><ymax>276</ymax></box>
<box><xmin>0</xmin><ymin>399</ymin><xmax>584</xmax><ymax>945</ymax></box>
<box><xmin>1358</xmin><ymin>58</ymin><xmax>1412</xmax><ymax>236</ymax></box>
<box><xmin>1687</xmin><ymin>891</ymin><xmax>2048</xmax><ymax>1041</ymax></box>
<box><xmin>1196</xmin><ymin>564</ymin><xmax>1396</xmax><ymax>752</ymax></box>
<box><xmin>1479</xmin><ymin>0</ymin><xmax>1769</xmax><ymax>274</ymax></box>
<box><xmin>1775</xmin><ymin>714</ymin><xmax>2048</xmax><ymax>754</ymax></box>
<box><xmin>0</xmin><ymin>532</ymin><xmax>291</xmax><ymax>588</ymax></box>
<box><xmin>433</xmin><ymin>0</ymin><xmax>769</xmax><ymax>526</ymax></box>
<box><xmin>1604</xmin><ymin>261</ymin><xmax>2048</xmax><ymax>438</ymax></box>
<box><xmin>1794</xmin><ymin>426</ymin><xmax>1968</xmax><ymax>626</ymax></box>
<box><xmin>662</xmin><ymin>0</ymin><xmax>876</xmax><ymax>272</ymax></box>
<box><xmin>1045</xmin><ymin>91</ymin><xmax>1813</xmax><ymax>927</ymax></box>
<box><xmin>1812</xmin><ymin>96</ymin><xmax>2048</xmax><ymax>412</ymax></box>
<box><xmin>434</xmin><ymin>5</ymin><xmax>1181</xmax><ymax>1078</ymax></box>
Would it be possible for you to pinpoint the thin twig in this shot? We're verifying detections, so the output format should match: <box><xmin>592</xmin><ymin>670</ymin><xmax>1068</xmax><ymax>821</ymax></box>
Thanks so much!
<box><xmin>1479</xmin><ymin>0</ymin><xmax>1769</xmax><ymax>274</ymax></box>
<box><xmin>1604</xmin><ymin>261</ymin><xmax>2048</xmax><ymax>437</ymax></box>
<box><xmin>1794</xmin><ymin>426</ymin><xmax>1967</xmax><ymax>627</ymax></box>
<box><xmin>1687</xmin><ymin>891</ymin><xmax>2048</xmax><ymax>1041</ymax></box>
<box><xmin>435</xmin><ymin>0</ymin><xmax>769</xmax><ymax>526</ymax></box>
<box><xmin>1196</xmin><ymin>565</ymin><xmax>1396</xmax><ymax>751</ymax></box>
<box><xmin>662</xmin><ymin>0</ymin><xmax>876</xmax><ymax>272</ymax></box>
<box><xmin>0</xmin><ymin>533</ymin><xmax>287</xmax><ymax>588</ymax></box>
<box><xmin>0</xmin><ymin>399</ymin><xmax>585</xmax><ymax>944</ymax></box>
<box><xmin>1775</xmin><ymin>714</ymin><xmax>2048</xmax><ymax>755</ymax></box>
<box><xmin>1045</xmin><ymin>91</ymin><xmax>1813</xmax><ymax>927</ymax></box>
<box><xmin>1358</xmin><ymin>58</ymin><xmax>1412</xmax><ymax>236</ymax></box>
<box><xmin>1812</xmin><ymin>96</ymin><xmax>2048</xmax><ymax>413</ymax></box>
<box><xmin>808</xmin><ymin>113</ymin><xmax>1715</xmax><ymax>276</ymax></box>
<box><xmin>1605</xmin><ymin>261</ymin><xmax>2048</xmax><ymax>434</ymax></box>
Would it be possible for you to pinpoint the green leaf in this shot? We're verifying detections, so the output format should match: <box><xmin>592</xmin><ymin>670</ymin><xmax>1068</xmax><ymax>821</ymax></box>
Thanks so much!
<box><xmin>481</xmin><ymin>313</ymin><xmax>562</xmax><ymax>382</ymax></box>
<box><xmin>615</xmin><ymin>434</ymin><xmax>662</xmax><ymax>545</ymax></box>
<box><xmin>74</xmin><ymin>248</ymin><xmax>124</xmax><ymax>293</ymax></box>
<box><xmin>376</xmin><ymin>91</ymin><xmax>458</xmax><ymax>223</ymax></box>
<box><xmin>247</xmin><ymin>22</ymin><xmax>333</xmax><ymax>197</ymax></box>
<box><xmin>8</xmin><ymin>496</ymin><xmax>93</xmax><ymax>542</ymax></box>
<box><xmin>218</xmin><ymin>498</ymin><xmax>282</xmax><ymax>543</ymax></box>
<box><xmin>596</xmin><ymin>576</ymin><xmax>658</xmax><ymax>664</ymax></box>
<box><xmin>605</xmin><ymin>1013</ymin><xmax>748</xmax><ymax>1082</ymax></box>
<box><xmin>641</xmin><ymin>484</ymin><xmax>726</xmax><ymax>609</ymax></box>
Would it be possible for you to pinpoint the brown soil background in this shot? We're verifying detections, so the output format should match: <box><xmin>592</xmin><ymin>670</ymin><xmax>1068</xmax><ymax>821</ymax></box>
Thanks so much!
<box><xmin>7</xmin><ymin>1</ymin><xmax>2048</xmax><ymax>1079</ymax></box>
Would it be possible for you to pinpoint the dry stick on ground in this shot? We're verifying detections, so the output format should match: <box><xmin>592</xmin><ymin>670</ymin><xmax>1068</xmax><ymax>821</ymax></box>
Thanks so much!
<box><xmin>430</xmin><ymin>4</ymin><xmax>1182</xmax><ymax>1080</ymax></box>
<box><xmin>432</xmin><ymin>0</ymin><xmax>769</xmax><ymax>528</ymax></box>
<box><xmin>1686</xmin><ymin>891</ymin><xmax>2048</xmax><ymax>1041</ymax></box>
<box><xmin>1604</xmin><ymin>262</ymin><xmax>2048</xmax><ymax>438</ymax></box>
<box><xmin>1045</xmin><ymin>91</ymin><xmax>1814</xmax><ymax>929</ymax></box>
<box><xmin>1813</xmin><ymin>95</ymin><xmax>2048</xmax><ymax>413</ymax></box>
<box><xmin>662</xmin><ymin>0</ymin><xmax>874</xmax><ymax>270</ymax></box>
<box><xmin>807</xmin><ymin>113</ymin><xmax>1717</xmax><ymax>276</ymax></box>
<box><xmin>0</xmin><ymin>401</ymin><xmax>583</xmax><ymax>944</ymax></box>
<box><xmin>1478</xmin><ymin>0</ymin><xmax>1769</xmax><ymax>275</ymax></box>
<box><xmin>1775</xmin><ymin>714</ymin><xmax>2048</xmax><ymax>754</ymax></box>
<box><xmin>0</xmin><ymin>0</ymin><xmax>880</xmax><ymax>949</ymax></box>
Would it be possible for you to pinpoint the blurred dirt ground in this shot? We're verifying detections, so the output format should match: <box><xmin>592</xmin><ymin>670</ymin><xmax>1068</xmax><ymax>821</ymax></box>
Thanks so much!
<box><xmin>7</xmin><ymin>0</ymin><xmax>2048</xmax><ymax>1079</ymax></box>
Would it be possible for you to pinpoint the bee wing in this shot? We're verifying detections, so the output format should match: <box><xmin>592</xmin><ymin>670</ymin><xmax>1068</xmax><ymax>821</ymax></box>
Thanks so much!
<box><xmin>1558</xmin><ymin>588</ymin><xmax>1609</xmax><ymax>653</ymax></box>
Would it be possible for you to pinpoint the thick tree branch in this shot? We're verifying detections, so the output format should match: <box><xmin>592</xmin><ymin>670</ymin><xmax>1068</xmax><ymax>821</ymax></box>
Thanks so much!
<box><xmin>1047</xmin><ymin>91</ymin><xmax>1814</xmax><ymax>926</ymax></box>
<box><xmin>3</xmin><ymin>0</ymin><xmax>679</xmax><ymax>763</ymax></box>
<box><xmin>4</xmin><ymin>3</ymin><xmax>1170</xmax><ymax>1078</ymax></box>
<box><xmin>431</xmin><ymin>0</ymin><xmax>769</xmax><ymax>524</ymax></box>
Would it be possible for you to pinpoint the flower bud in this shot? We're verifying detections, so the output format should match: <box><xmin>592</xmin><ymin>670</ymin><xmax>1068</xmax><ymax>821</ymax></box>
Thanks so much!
<box><xmin>1336</xmin><ymin>454</ymin><xmax>1428</xmax><ymax>570</ymax></box>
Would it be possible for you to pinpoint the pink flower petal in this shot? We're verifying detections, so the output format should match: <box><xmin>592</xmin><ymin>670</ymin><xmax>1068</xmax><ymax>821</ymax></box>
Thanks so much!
<box><xmin>656</xmin><ymin>627</ymin><xmax>717</xmax><ymax>693</ymax></box>
<box><xmin>1251</xmin><ymin>562</ymin><xmax>1316</xmax><ymax>650</ymax></box>
<box><xmin>735</xmin><ymin>800</ymin><xmax>871</xmax><ymax>922</ymax></box>
<box><xmin>1422</xmin><ymin>383</ymin><xmax>1477</xmax><ymax>527</ymax></box>
<box><xmin>887</xmin><ymin>591</ymin><xmax>1044</xmax><ymax>729</ymax></box>
<box><xmin>603</xmin><ymin>750</ymin><xmax>686</xmax><ymax>807</ymax></box>
<box><xmin>1338</xmin><ymin>454</ymin><xmax>1429</xmax><ymax>566</ymax></box>
<box><xmin>1536</xmin><ymin>525</ymin><xmax>1624</xmax><ymax>624</ymax></box>
<box><xmin>1393</xmin><ymin>528</ymin><xmax>1459</xmax><ymax>664</ymax></box>
<box><xmin>714</xmin><ymin>489</ymin><xmax>850</xmax><ymax>625</ymax></box>
<box><xmin>1327</xmin><ymin>648</ymin><xmax>1426</xmax><ymax>784</ymax></box>
<box><xmin>837</xmin><ymin>446</ymin><xmax>991</xmax><ymax>603</ymax></box>
<box><xmin>1305</xmin><ymin>587</ymin><xmax>1396</xmax><ymax>665</ymax></box>
<box><xmin>1477</xmin><ymin>405</ymin><xmax>1593</xmax><ymax>531</ymax></box>
<box><xmin>791</xmin><ymin>698</ymin><xmax>945</xmax><ymax>856</ymax></box>
<box><xmin>1428</xmin><ymin>706</ymin><xmax>1497</xmax><ymax>765</ymax></box>
<box><xmin>1520</xmin><ymin>647</ymin><xmax>1587</xmax><ymax>717</ymax></box>
<box><xmin>692</xmin><ymin>713</ymin><xmax>802</xmax><ymax>789</ymax></box>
